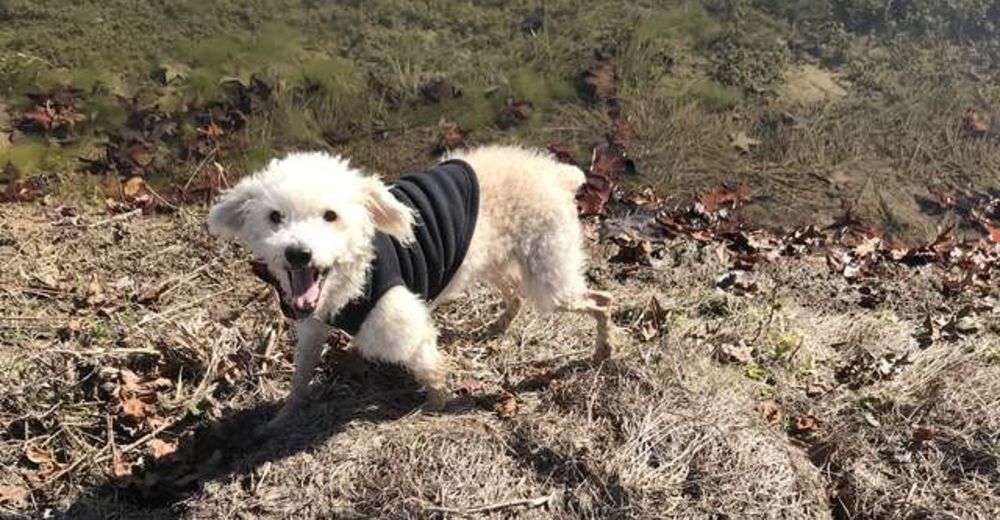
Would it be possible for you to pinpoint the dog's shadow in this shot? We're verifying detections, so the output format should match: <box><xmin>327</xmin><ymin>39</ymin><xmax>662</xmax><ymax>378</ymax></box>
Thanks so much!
<box><xmin>60</xmin><ymin>349</ymin><xmax>441</xmax><ymax>519</ymax></box>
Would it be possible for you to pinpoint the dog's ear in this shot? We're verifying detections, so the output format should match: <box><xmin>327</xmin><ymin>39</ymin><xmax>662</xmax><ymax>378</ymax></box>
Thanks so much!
<box><xmin>362</xmin><ymin>178</ymin><xmax>415</xmax><ymax>243</ymax></box>
<box><xmin>207</xmin><ymin>187</ymin><xmax>255</xmax><ymax>239</ymax></box>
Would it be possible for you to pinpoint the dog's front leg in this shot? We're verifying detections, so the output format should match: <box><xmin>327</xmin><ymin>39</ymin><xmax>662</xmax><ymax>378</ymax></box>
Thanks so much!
<box><xmin>354</xmin><ymin>286</ymin><xmax>447</xmax><ymax>411</ymax></box>
<box><xmin>258</xmin><ymin>318</ymin><xmax>327</xmax><ymax>435</ymax></box>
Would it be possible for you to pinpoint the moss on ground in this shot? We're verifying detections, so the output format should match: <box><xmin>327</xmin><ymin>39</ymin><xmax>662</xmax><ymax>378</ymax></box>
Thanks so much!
<box><xmin>1</xmin><ymin>0</ymin><xmax>1000</xmax><ymax>235</ymax></box>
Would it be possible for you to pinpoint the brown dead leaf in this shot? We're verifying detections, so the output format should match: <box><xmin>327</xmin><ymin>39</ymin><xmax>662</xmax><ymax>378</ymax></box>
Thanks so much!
<box><xmin>121</xmin><ymin>397</ymin><xmax>152</xmax><ymax>421</ymax></box>
<box><xmin>494</xmin><ymin>391</ymin><xmax>518</xmax><ymax>419</ymax></box>
<box><xmin>0</xmin><ymin>485</ymin><xmax>29</xmax><ymax>508</ymax></box>
<box><xmin>983</xmin><ymin>222</ymin><xmax>1000</xmax><ymax>243</ymax></box>
<box><xmin>805</xmin><ymin>380</ymin><xmax>830</xmax><ymax>398</ymax></box>
<box><xmin>148</xmin><ymin>438</ymin><xmax>178</xmax><ymax>460</ymax></box>
<box><xmin>112</xmin><ymin>453</ymin><xmax>134</xmax><ymax>479</ymax></box>
<box><xmin>697</xmin><ymin>183</ymin><xmax>751</xmax><ymax>214</ymax></box>
<box><xmin>454</xmin><ymin>378</ymin><xmax>481</xmax><ymax>396</ymax></box>
<box><xmin>20</xmin><ymin>106</ymin><xmax>54</xmax><ymax>130</ymax></box>
<box><xmin>854</xmin><ymin>236</ymin><xmax>882</xmax><ymax>257</ymax></box>
<box><xmin>120</xmin><ymin>368</ymin><xmax>142</xmax><ymax>394</ymax></box>
<box><xmin>622</xmin><ymin>186</ymin><xmax>661</xmax><ymax>207</ymax></box>
<box><xmin>420</xmin><ymin>78</ymin><xmax>460</xmax><ymax>103</ymax></box>
<box><xmin>84</xmin><ymin>274</ymin><xmax>106</xmax><ymax>307</ymax></box>
<box><xmin>716</xmin><ymin>342</ymin><xmax>754</xmax><ymax>364</ymax></box>
<box><xmin>197</xmin><ymin>122</ymin><xmax>225</xmax><ymax>138</ymax></box>
<box><xmin>516</xmin><ymin>371</ymin><xmax>556</xmax><ymax>391</ymax></box>
<box><xmin>436</xmin><ymin>118</ymin><xmax>465</xmax><ymax>152</ymax></box>
<box><xmin>576</xmin><ymin>59</ymin><xmax>618</xmax><ymax>105</ymax></box>
<box><xmin>730</xmin><ymin>131</ymin><xmax>762</xmax><ymax>154</ymax></box>
<box><xmin>547</xmin><ymin>141</ymin><xmax>580</xmax><ymax>167</ymax></box>
<box><xmin>122</xmin><ymin>176</ymin><xmax>148</xmax><ymax>199</ymax></box>
<box><xmin>607</xmin><ymin>120</ymin><xmax>634</xmax><ymax>149</ymax></box>
<box><xmin>755</xmin><ymin>400</ymin><xmax>783</xmax><ymax>426</ymax></box>
<box><xmin>961</xmin><ymin>108</ymin><xmax>989</xmax><ymax>137</ymax></box>
<box><xmin>498</xmin><ymin>98</ymin><xmax>533</xmax><ymax>129</ymax></box>
<box><xmin>1</xmin><ymin>179</ymin><xmax>36</xmax><ymax>203</ymax></box>
<box><xmin>576</xmin><ymin>146</ymin><xmax>626</xmax><ymax>216</ymax></box>
<box><xmin>125</xmin><ymin>144</ymin><xmax>154</xmax><ymax>167</ymax></box>
<box><xmin>912</xmin><ymin>426</ymin><xmax>936</xmax><ymax>443</ymax></box>
<box><xmin>610</xmin><ymin>237</ymin><xmax>653</xmax><ymax>265</ymax></box>
<box><xmin>635</xmin><ymin>296</ymin><xmax>667</xmax><ymax>341</ymax></box>
<box><xmin>790</xmin><ymin>414</ymin><xmax>820</xmax><ymax>436</ymax></box>
<box><xmin>25</xmin><ymin>446</ymin><xmax>54</xmax><ymax>466</ymax></box>
<box><xmin>19</xmin><ymin>97</ymin><xmax>87</xmax><ymax>135</ymax></box>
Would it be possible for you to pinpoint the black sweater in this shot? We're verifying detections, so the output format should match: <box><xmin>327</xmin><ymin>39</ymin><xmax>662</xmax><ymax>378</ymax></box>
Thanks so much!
<box><xmin>253</xmin><ymin>159</ymin><xmax>480</xmax><ymax>334</ymax></box>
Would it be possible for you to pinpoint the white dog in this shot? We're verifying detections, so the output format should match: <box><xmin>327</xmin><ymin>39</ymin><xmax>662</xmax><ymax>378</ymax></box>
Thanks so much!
<box><xmin>207</xmin><ymin>145</ymin><xmax>613</xmax><ymax>431</ymax></box>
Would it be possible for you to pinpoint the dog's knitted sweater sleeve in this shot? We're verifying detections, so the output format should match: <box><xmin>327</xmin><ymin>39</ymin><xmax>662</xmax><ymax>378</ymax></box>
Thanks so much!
<box><xmin>330</xmin><ymin>159</ymin><xmax>479</xmax><ymax>334</ymax></box>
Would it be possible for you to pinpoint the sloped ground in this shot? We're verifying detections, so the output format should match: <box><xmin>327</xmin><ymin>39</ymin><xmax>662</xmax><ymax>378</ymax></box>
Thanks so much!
<box><xmin>1</xmin><ymin>201</ymin><xmax>998</xmax><ymax>519</ymax></box>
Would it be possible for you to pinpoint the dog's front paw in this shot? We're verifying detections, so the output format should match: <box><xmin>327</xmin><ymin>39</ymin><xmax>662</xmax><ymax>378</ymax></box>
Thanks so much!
<box><xmin>422</xmin><ymin>387</ymin><xmax>447</xmax><ymax>413</ymax></box>
<box><xmin>254</xmin><ymin>399</ymin><xmax>305</xmax><ymax>437</ymax></box>
<box><xmin>253</xmin><ymin>419</ymin><xmax>282</xmax><ymax>439</ymax></box>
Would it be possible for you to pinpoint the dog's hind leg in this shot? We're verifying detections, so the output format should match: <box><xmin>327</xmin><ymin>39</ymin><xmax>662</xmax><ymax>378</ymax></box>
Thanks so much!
<box><xmin>354</xmin><ymin>286</ymin><xmax>448</xmax><ymax>411</ymax></box>
<box><xmin>490</xmin><ymin>274</ymin><xmax>523</xmax><ymax>335</ymax></box>
<box><xmin>556</xmin><ymin>291</ymin><xmax>614</xmax><ymax>363</ymax></box>
<box><xmin>517</xmin><ymin>221</ymin><xmax>615</xmax><ymax>363</ymax></box>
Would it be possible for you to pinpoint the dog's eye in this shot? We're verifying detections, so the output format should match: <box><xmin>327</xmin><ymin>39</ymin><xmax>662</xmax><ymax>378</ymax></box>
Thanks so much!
<box><xmin>268</xmin><ymin>210</ymin><xmax>283</xmax><ymax>225</ymax></box>
<box><xmin>323</xmin><ymin>210</ymin><xmax>338</xmax><ymax>223</ymax></box>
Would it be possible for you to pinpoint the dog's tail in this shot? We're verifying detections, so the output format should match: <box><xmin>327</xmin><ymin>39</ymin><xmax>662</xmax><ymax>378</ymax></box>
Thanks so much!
<box><xmin>550</xmin><ymin>162</ymin><xmax>586</xmax><ymax>194</ymax></box>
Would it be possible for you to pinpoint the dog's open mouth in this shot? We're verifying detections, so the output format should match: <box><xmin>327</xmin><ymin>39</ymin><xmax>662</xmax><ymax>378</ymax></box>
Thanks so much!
<box><xmin>248</xmin><ymin>260</ymin><xmax>330</xmax><ymax>320</ymax></box>
<box><xmin>286</xmin><ymin>267</ymin><xmax>328</xmax><ymax>315</ymax></box>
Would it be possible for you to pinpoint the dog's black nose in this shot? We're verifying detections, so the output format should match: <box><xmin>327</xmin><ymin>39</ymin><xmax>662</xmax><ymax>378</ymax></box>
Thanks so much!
<box><xmin>284</xmin><ymin>245</ymin><xmax>312</xmax><ymax>268</ymax></box>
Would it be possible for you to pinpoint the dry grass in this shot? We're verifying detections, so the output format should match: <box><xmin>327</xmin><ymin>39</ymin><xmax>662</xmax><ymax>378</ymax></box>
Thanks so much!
<box><xmin>1</xmin><ymin>201</ymin><xmax>998</xmax><ymax>519</ymax></box>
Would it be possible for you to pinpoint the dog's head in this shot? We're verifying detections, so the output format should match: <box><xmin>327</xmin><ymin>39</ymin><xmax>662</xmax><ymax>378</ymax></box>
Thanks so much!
<box><xmin>207</xmin><ymin>152</ymin><xmax>415</xmax><ymax>318</ymax></box>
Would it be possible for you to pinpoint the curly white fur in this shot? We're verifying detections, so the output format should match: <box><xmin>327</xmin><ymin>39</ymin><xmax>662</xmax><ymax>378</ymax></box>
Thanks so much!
<box><xmin>208</xmin><ymin>145</ymin><xmax>613</xmax><ymax>432</ymax></box>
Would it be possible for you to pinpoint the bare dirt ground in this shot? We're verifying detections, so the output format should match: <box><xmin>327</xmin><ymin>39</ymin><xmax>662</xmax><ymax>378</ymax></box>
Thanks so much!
<box><xmin>1</xmin><ymin>197</ymin><xmax>998</xmax><ymax>519</ymax></box>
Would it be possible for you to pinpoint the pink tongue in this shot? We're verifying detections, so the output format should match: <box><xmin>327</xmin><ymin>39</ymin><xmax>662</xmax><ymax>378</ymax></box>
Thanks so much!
<box><xmin>288</xmin><ymin>269</ymin><xmax>320</xmax><ymax>310</ymax></box>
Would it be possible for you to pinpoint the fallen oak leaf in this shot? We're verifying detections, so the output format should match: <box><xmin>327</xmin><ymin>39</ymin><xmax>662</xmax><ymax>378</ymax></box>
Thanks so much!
<box><xmin>982</xmin><ymin>221</ymin><xmax>1000</xmax><ymax>243</ymax></box>
<box><xmin>789</xmin><ymin>414</ymin><xmax>820</xmax><ymax>436</ymax></box>
<box><xmin>547</xmin><ymin>141</ymin><xmax>580</xmax><ymax>167</ymax></box>
<box><xmin>730</xmin><ymin>131</ymin><xmax>762</xmax><ymax>154</ymax></box>
<box><xmin>912</xmin><ymin>426</ymin><xmax>936</xmax><ymax>443</ymax></box>
<box><xmin>715</xmin><ymin>342</ymin><xmax>754</xmax><ymax>364</ymax></box>
<box><xmin>635</xmin><ymin>296</ymin><xmax>667</xmax><ymax>341</ymax></box>
<box><xmin>122</xmin><ymin>176</ymin><xmax>148</xmax><ymax>200</ymax></box>
<box><xmin>20</xmin><ymin>105</ymin><xmax>55</xmax><ymax>131</ymax></box>
<box><xmin>148</xmin><ymin>438</ymin><xmax>178</xmax><ymax>460</ymax></box>
<box><xmin>697</xmin><ymin>183</ymin><xmax>751</xmax><ymax>214</ymax></box>
<box><xmin>576</xmin><ymin>146</ymin><xmax>627</xmax><ymax>216</ymax></box>
<box><xmin>622</xmin><ymin>186</ymin><xmax>661</xmax><ymax>207</ymax></box>
<box><xmin>755</xmin><ymin>400</ymin><xmax>783</xmax><ymax>426</ymax></box>
<box><xmin>121</xmin><ymin>397</ymin><xmax>153</xmax><ymax>421</ymax></box>
<box><xmin>0</xmin><ymin>178</ymin><xmax>40</xmax><ymax>203</ymax></box>
<box><xmin>436</xmin><ymin>118</ymin><xmax>465</xmax><ymax>152</ymax></box>
<box><xmin>453</xmin><ymin>378</ymin><xmax>481</xmax><ymax>396</ymax></box>
<box><xmin>497</xmin><ymin>98</ymin><xmax>533</xmax><ymax>129</ymax></box>
<box><xmin>125</xmin><ymin>144</ymin><xmax>154</xmax><ymax>168</ymax></box>
<box><xmin>608</xmin><ymin>120</ymin><xmax>634</xmax><ymax>149</ymax></box>
<box><xmin>197</xmin><ymin>122</ymin><xmax>225</xmax><ymax>138</ymax></box>
<box><xmin>576</xmin><ymin>59</ymin><xmax>618</xmax><ymax>105</ymax></box>
<box><xmin>493</xmin><ymin>391</ymin><xmax>518</xmax><ymax>419</ymax></box>
<box><xmin>420</xmin><ymin>78</ymin><xmax>460</xmax><ymax>103</ymax></box>
<box><xmin>516</xmin><ymin>371</ymin><xmax>556</xmax><ymax>391</ymax></box>
<box><xmin>84</xmin><ymin>274</ymin><xmax>106</xmax><ymax>307</ymax></box>
<box><xmin>0</xmin><ymin>485</ymin><xmax>29</xmax><ymax>508</ymax></box>
<box><xmin>854</xmin><ymin>236</ymin><xmax>882</xmax><ymax>257</ymax></box>
<box><xmin>961</xmin><ymin>108</ymin><xmax>989</xmax><ymax>137</ymax></box>
<box><xmin>112</xmin><ymin>453</ymin><xmax>134</xmax><ymax>479</ymax></box>
<box><xmin>25</xmin><ymin>446</ymin><xmax>54</xmax><ymax>466</ymax></box>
